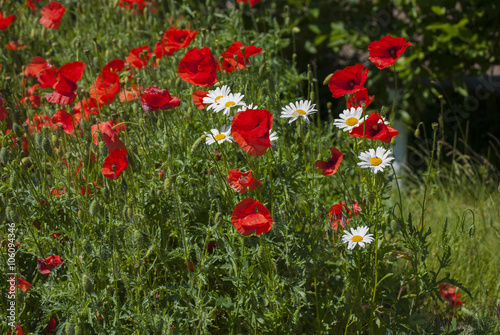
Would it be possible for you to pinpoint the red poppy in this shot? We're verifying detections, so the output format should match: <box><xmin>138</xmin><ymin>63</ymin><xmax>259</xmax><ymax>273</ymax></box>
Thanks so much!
<box><xmin>231</xmin><ymin>108</ymin><xmax>273</xmax><ymax>157</ymax></box>
<box><xmin>329</xmin><ymin>202</ymin><xmax>361</xmax><ymax>230</ymax></box>
<box><xmin>161</xmin><ymin>27</ymin><xmax>197</xmax><ymax>56</ymax></box>
<box><xmin>218</xmin><ymin>41</ymin><xmax>262</xmax><ymax>73</ymax></box>
<box><xmin>328</xmin><ymin>64</ymin><xmax>369</xmax><ymax>98</ymax></box>
<box><xmin>102</xmin><ymin>59</ymin><xmax>125</xmax><ymax>74</ymax></box>
<box><xmin>45</xmin><ymin>61</ymin><xmax>85</xmax><ymax>105</ymax></box>
<box><xmin>315</xmin><ymin>147</ymin><xmax>343</xmax><ymax>176</ymax></box>
<box><xmin>91</xmin><ymin>121</ymin><xmax>125</xmax><ymax>154</ymax></box>
<box><xmin>20</xmin><ymin>94</ymin><xmax>41</xmax><ymax>108</ymax></box>
<box><xmin>140</xmin><ymin>86</ymin><xmax>180</xmax><ymax>111</ymax></box>
<box><xmin>349</xmin><ymin>112</ymin><xmax>399</xmax><ymax>143</ymax></box>
<box><xmin>27</xmin><ymin>0</ymin><xmax>42</xmax><ymax>11</ymax></box>
<box><xmin>346</xmin><ymin>88</ymin><xmax>374</xmax><ymax>109</ymax></box>
<box><xmin>37</xmin><ymin>255</ymin><xmax>64</xmax><ymax>275</ymax></box>
<box><xmin>0</xmin><ymin>12</ymin><xmax>16</xmax><ymax>30</ymax></box>
<box><xmin>236</xmin><ymin>0</ymin><xmax>261</xmax><ymax>5</ymax></box>
<box><xmin>192</xmin><ymin>90</ymin><xmax>208</xmax><ymax>110</ymax></box>
<box><xmin>39</xmin><ymin>1</ymin><xmax>65</xmax><ymax>30</ymax></box>
<box><xmin>178</xmin><ymin>47</ymin><xmax>217</xmax><ymax>87</ymax></box>
<box><xmin>126</xmin><ymin>46</ymin><xmax>151</xmax><ymax>69</ymax></box>
<box><xmin>231</xmin><ymin>198</ymin><xmax>273</xmax><ymax>236</ymax></box>
<box><xmin>24</xmin><ymin>113</ymin><xmax>53</xmax><ymax>134</ymax></box>
<box><xmin>153</xmin><ymin>41</ymin><xmax>167</xmax><ymax>60</ymax></box>
<box><xmin>90</xmin><ymin>70</ymin><xmax>121</xmax><ymax>105</ymax></box>
<box><xmin>0</xmin><ymin>96</ymin><xmax>6</xmax><ymax>121</ymax></box>
<box><xmin>227</xmin><ymin>169</ymin><xmax>262</xmax><ymax>194</ymax></box>
<box><xmin>439</xmin><ymin>283</ymin><xmax>464</xmax><ymax>306</ymax></box>
<box><xmin>28</xmin><ymin>84</ymin><xmax>40</xmax><ymax>95</ymax></box>
<box><xmin>368</xmin><ymin>35</ymin><xmax>411</xmax><ymax>70</ymax></box>
<box><xmin>74</xmin><ymin>98</ymin><xmax>99</xmax><ymax>119</ymax></box>
<box><xmin>119</xmin><ymin>84</ymin><xmax>142</xmax><ymax>102</ymax></box>
<box><xmin>14</xmin><ymin>323</ymin><xmax>24</xmax><ymax>335</ymax></box>
<box><xmin>6</xmin><ymin>41</ymin><xmax>26</xmax><ymax>50</ymax></box>
<box><xmin>51</xmin><ymin>109</ymin><xmax>74</xmax><ymax>134</ymax></box>
<box><xmin>102</xmin><ymin>148</ymin><xmax>129</xmax><ymax>180</ymax></box>
<box><xmin>17</xmin><ymin>278</ymin><xmax>32</xmax><ymax>293</ymax></box>
<box><xmin>24</xmin><ymin>57</ymin><xmax>52</xmax><ymax>79</ymax></box>
<box><xmin>45</xmin><ymin>316</ymin><xmax>57</xmax><ymax>334</ymax></box>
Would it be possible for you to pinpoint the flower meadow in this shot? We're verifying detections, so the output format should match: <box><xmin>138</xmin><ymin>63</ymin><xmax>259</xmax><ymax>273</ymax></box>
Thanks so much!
<box><xmin>1</xmin><ymin>1</ymin><xmax>498</xmax><ymax>334</ymax></box>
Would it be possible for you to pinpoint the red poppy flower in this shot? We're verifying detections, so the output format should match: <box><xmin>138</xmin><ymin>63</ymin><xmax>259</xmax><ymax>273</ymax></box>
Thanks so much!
<box><xmin>192</xmin><ymin>90</ymin><xmax>208</xmax><ymax>110</ymax></box>
<box><xmin>6</xmin><ymin>41</ymin><xmax>26</xmax><ymax>50</ymax></box>
<box><xmin>126</xmin><ymin>46</ymin><xmax>151</xmax><ymax>69</ymax></box>
<box><xmin>51</xmin><ymin>109</ymin><xmax>74</xmax><ymax>134</ymax></box>
<box><xmin>25</xmin><ymin>57</ymin><xmax>51</xmax><ymax>78</ymax></box>
<box><xmin>74</xmin><ymin>98</ymin><xmax>99</xmax><ymax>119</ymax></box>
<box><xmin>45</xmin><ymin>61</ymin><xmax>86</xmax><ymax>105</ymax></box>
<box><xmin>161</xmin><ymin>27</ymin><xmax>197</xmax><ymax>56</ymax></box>
<box><xmin>227</xmin><ymin>169</ymin><xmax>262</xmax><ymax>194</ymax></box>
<box><xmin>315</xmin><ymin>146</ymin><xmax>343</xmax><ymax>176</ymax></box>
<box><xmin>236</xmin><ymin>0</ymin><xmax>261</xmax><ymax>5</ymax></box>
<box><xmin>368</xmin><ymin>35</ymin><xmax>411</xmax><ymax>70</ymax></box>
<box><xmin>119</xmin><ymin>84</ymin><xmax>142</xmax><ymax>102</ymax></box>
<box><xmin>231</xmin><ymin>198</ymin><xmax>273</xmax><ymax>236</ymax></box>
<box><xmin>91</xmin><ymin>121</ymin><xmax>125</xmax><ymax>154</ymax></box>
<box><xmin>102</xmin><ymin>148</ymin><xmax>129</xmax><ymax>180</ymax></box>
<box><xmin>218</xmin><ymin>41</ymin><xmax>262</xmax><ymax>73</ymax></box>
<box><xmin>39</xmin><ymin>1</ymin><xmax>65</xmax><ymax>30</ymax></box>
<box><xmin>17</xmin><ymin>278</ymin><xmax>32</xmax><ymax>293</ymax></box>
<box><xmin>231</xmin><ymin>108</ymin><xmax>273</xmax><ymax>157</ymax></box>
<box><xmin>37</xmin><ymin>255</ymin><xmax>64</xmax><ymax>275</ymax></box>
<box><xmin>329</xmin><ymin>202</ymin><xmax>361</xmax><ymax>230</ymax></box>
<box><xmin>349</xmin><ymin>112</ymin><xmax>399</xmax><ymax>143</ymax></box>
<box><xmin>27</xmin><ymin>0</ymin><xmax>42</xmax><ymax>12</ymax></box>
<box><xmin>0</xmin><ymin>12</ymin><xmax>16</xmax><ymax>30</ymax></box>
<box><xmin>102</xmin><ymin>59</ymin><xmax>125</xmax><ymax>74</ymax></box>
<box><xmin>178</xmin><ymin>47</ymin><xmax>217</xmax><ymax>87</ymax></box>
<box><xmin>346</xmin><ymin>88</ymin><xmax>374</xmax><ymax>109</ymax></box>
<box><xmin>439</xmin><ymin>283</ymin><xmax>464</xmax><ymax>306</ymax></box>
<box><xmin>45</xmin><ymin>316</ymin><xmax>57</xmax><ymax>334</ymax></box>
<box><xmin>14</xmin><ymin>323</ymin><xmax>24</xmax><ymax>335</ymax></box>
<box><xmin>140</xmin><ymin>86</ymin><xmax>180</xmax><ymax>111</ymax></box>
<box><xmin>0</xmin><ymin>96</ymin><xmax>6</xmax><ymax>121</ymax></box>
<box><xmin>20</xmin><ymin>95</ymin><xmax>41</xmax><ymax>108</ymax></box>
<box><xmin>90</xmin><ymin>70</ymin><xmax>121</xmax><ymax>105</ymax></box>
<box><xmin>24</xmin><ymin>113</ymin><xmax>53</xmax><ymax>134</ymax></box>
<box><xmin>328</xmin><ymin>64</ymin><xmax>369</xmax><ymax>98</ymax></box>
<box><xmin>28</xmin><ymin>84</ymin><xmax>40</xmax><ymax>95</ymax></box>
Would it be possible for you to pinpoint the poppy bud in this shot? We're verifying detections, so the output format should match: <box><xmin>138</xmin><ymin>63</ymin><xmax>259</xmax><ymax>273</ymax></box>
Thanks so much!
<box><xmin>133</xmin><ymin>230</ymin><xmax>146</xmax><ymax>248</ymax></box>
<box><xmin>42</xmin><ymin>137</ymin><xmax>53</xmax><ymax>156</ymax></box>
<box><xmin>98</xmin><ymin>141</ymin><xmax>107</xmax><ymax>157</ymax></box>
<box><xmin>190</xmin><ymin>137</ymin><xmax>204</xmax><ymax>154</ymax></box>
<box><xmin>74</xmin><ymin>325</ymin><xmax>82</xmax><ymax>335</ymax></box>
<box><xmin>310</xmin><ymin>90</ymin><xmax>315</xmax><ymax>101</ymax></box>
<box><xmin>414</xmin><ymin>128</ymin><xmax>420</xmax><ymax>138</ymax></box>
<box><xmin>82</xmin><ymin>274</ymin><xmax>93</xmax><ymax>294</ymax></box>
<box><xmin>0</xmin><ymin>147</ymin><xmax>9</xmax><ymax>165</ymax></box>
<box><xmin>89</xmin><ymin>199</ymin><xmax>100</xmax><ymax>216</ymax></box>
<box><xmin>292</xmin><ymin>27</ymin><xmax>301</xmax><ymax>34</ymax></box>
<box><xmin>9</xmin><ymin>174</ymin><xmax>17</xmax><ymax>189</ymax></box>
<box><xmin>35</xmin><ymin>132</ymin><xmax>43</xmax><ymax>148</ymax></box>
<box><xmin>432</xmin><ymin>122</ymin><xmax>439</xmax><ymax>131</ymax></box>
<box><xmin>52</xmin><ymin>134</ymin><xmax>59</xmax><ymax>145</ymax></box>
<box><xmin>21</xmin><ymin>157</ymin><xmax>32</xmax><ymax>168</ymax></box>
<box><xmin>13</xmin><ymin>123</ymin><xmax>23</xmax><ymax>137</ymax></box>
<box><xmin>163</xmin><ymin>176</ymin><xmax>172</xmax><ymax>194</ymax></box>
<box><xmin>391</xmin><ymin>137</ymin><xmax>396</xmax><ymax>146</ymax></box>
<box><xmin>259</xmin><ymin>62</ymin><xmax>266</xmax><ymax>77</ymax></box>
<box><xmin>323</xmin><ymin>73</ymin><xmax>333</xmax><ymax>86</ymax></box>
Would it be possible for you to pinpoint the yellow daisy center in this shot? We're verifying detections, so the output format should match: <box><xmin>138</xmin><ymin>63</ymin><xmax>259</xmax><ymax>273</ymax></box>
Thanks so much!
<box><xmin>214</xmin><ymin>134</ymin><xmax>226</xmax><ymax>141</ymax></box>
<box><xmin>214</xmin><ymin>95</ymin><xmax>223</xmax><ymax>102</ymax></box>
<box><xmin>370</xmin><ymin>157</ymin><xmax>383</xmax><ymax>166</ymax></box>
<box><xmin>296</xmin><ymin>109</ymin><xmax>306</xmax><ymax>115</ymax></box>
<box><xmin>351</xmin><ymin>235</ymin><xmax>363</xmax><ymax>242</ymax></box>
<box><xmin>346</xmin><ymin>117</ymin><xmax>359</xmax><ymax>126</ymax></box>
<box><xmin>225</xmin><ymin>101</ymin><xmax>236</xmax><ymax>107</ymax></box>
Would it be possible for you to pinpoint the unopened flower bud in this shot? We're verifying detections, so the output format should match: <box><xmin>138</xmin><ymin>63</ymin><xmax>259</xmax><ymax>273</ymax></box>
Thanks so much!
<box><xmin>35</xmin><ymin>132</ymin><xmax>43</xmax><ymax>148</ymax></box>
<box><xmin>9</xmin><ymin>174</ymin><xmax>17</xmax><ymax>189</ymax></box>
<box><xmin>323</xmin><ymin>73</ymin><xmax>333</xmax><ymax>85</ymax></box>
<box><xmin>82</xmin><ymin>274</ymin><xmax>93</xmax><ymax>294</ymax></box>
<box><xmin>99</xmin><ymin>141</ymin><xmax>107</xmax><ymax>157</ymax></box>
<box><xmin>431</xmin><ymin>122</ymin><xmax>439</xmax><ymax>130</ymax></box>
<box><xmin>42</xmin><ymin>137</ymin><xmax>53</xmax><ymax>156</ymax></box>
<box><xmin>0</xmin><ymin>147</ymin><xmax>9</xmax><ymax>165</ymax></box>
<box><xmin>89</xmin><ymin>199</ymin><xmax>100</xmax><ymax>216</ymax></box>
<box><xmin>191</xmin><ymin>137</ymin><xmax>204</xmax><ymax>154</ymax></box>
<box><xmin>414</xmin><ymin>128</ymin><xmax>420</xmax><ymax>138</ymax></box>
<box><xmin>13</xmin><ymin>123</ymin><xmax>23</xmax><ymax>137</ymax></box>
<box><xmin>133</xmin><ymin>230</ymin><xmax>146</xmax><ymax>248</ymax></box>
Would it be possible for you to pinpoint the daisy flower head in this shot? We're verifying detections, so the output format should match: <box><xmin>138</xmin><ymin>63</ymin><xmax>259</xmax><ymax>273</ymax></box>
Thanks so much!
<box><xmin>203</xmin><ymin>85</ymin><xmax>231</xmax><ymax>108</ymax></box>
<box><xmin>357</xmin><ymin>147</ymin><xmax>394</xmax><ymax>174</ymax></box>
<box><xmin>333</xmin><ymin>107</ymin><xmax>364</xmax><ymax>132</ymax></box>
<box><xmin>269</xmin><ymin>129</ymin><xmax>278</xmax><ymax>143</ymax></box>
<box><xmin>204</xmin><ymin>125</ymin><xmax>233</xmax><ymax>145</ymax></box>
<box><xmin>280</xmin><ymin>100</ymin><xmax>317</xmax><ymax>123</ymax></box>
<box><xmin>212</xmin><ymin>93</ymin><xmax>246</xmax><ymax>115</ymax></box>
<box><xmin>342</xmin><ymin>226</ymin><xmax>374</xmax><ymax>250</ymax></box>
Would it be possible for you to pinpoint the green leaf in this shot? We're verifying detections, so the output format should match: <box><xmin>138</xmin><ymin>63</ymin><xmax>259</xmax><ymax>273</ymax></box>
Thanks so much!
<box><xmin>431</xmin><ymin>6</ymin><xmax>446</xmax><ymax>15</ymax></box>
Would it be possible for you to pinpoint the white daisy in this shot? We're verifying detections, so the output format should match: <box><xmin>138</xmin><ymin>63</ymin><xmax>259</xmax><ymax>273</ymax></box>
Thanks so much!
<box><xmin>211</xmin><ymin>93</ymin><xmax>246</xmax><ymax>116</ymax></box>
<box><xmin>357</xmin><ymin>147</ymin><xmax>394</xmax><ymax>174</ymax></box>
<box><xmin>204</xmin><ymin>125</ymin><xmax>233</xmax><ymax>145</ymax></box>
<box><xmin>341</xmin><ymin>226</ymin><xmax>374</xmax><ymax>250</ymax></box>
<box><xmin>333</xmin><ymin>107</ymin><xmax>365</xmax><ymax>132</ymax></box>
<box><xmin>280</xmin><ymin>100</ymin><xmax>317</xmax><ymax>123</ymax></box>
<box><xmin>203</xmin><ymin>85</ymin><xmax>231</xmax><ymax>108</ymax></box>
<box><xmin>270</xmin><ymin>130</ymin><xmax>278</xmax><ymax>143</ymax></box>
